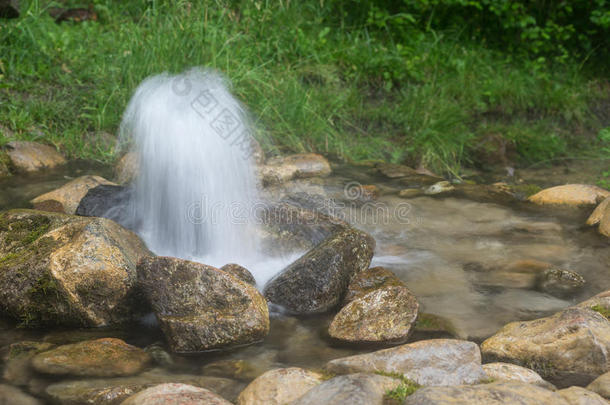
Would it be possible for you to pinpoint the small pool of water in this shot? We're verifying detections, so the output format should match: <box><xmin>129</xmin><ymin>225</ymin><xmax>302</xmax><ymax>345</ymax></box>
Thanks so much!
<box><xmin>0</xmin><ymin>161</ymin><xmax>608</xmax><ymax>397</ymax></box>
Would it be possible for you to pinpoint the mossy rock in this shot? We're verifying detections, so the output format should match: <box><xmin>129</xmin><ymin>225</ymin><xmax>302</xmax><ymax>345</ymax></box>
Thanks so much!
<box><xmin>0</xmin><ymin>209</ymin><xmax>150</xmax><ymax>327</ymax></box>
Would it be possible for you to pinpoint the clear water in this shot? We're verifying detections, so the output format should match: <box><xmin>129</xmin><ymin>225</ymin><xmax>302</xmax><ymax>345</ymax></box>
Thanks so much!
<box><xmin>1</xmin><ymin>160</ymin><xmax>608</xmax><ymax>396</ymax></box>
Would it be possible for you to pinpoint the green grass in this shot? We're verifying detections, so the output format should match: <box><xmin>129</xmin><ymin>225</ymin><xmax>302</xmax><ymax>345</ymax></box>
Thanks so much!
<box><xmin>376</xmin><ymin>371</ymin><xmax>421</xmax><ymax>401</ymax></box>
<box><xmin>0</xmin><ymin>0</ymin><xmax>608</xmax><ymax>175</ymax></box>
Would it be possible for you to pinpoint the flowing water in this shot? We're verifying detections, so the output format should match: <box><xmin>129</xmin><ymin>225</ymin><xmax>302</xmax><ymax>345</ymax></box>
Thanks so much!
<box><xmin>0</xmin><ymin>160</ymin><xmax>608</xmax><ymax>394</ymax></box>
<box><xmin>117</xmin><ymin>68</ymin><xmax>293</xmax><ymax>284</ymax></box>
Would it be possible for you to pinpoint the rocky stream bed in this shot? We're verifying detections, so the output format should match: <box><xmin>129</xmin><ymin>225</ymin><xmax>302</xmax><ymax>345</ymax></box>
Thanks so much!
<box><xmin>0</xmin><ymin>141</ymin><xmax>609</xmax><ymax>404</ymax></box>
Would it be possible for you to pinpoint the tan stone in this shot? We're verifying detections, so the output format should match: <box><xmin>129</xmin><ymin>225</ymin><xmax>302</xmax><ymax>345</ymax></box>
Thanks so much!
<box><xmin>587</xmin><ymin>197</ymin><xmax>610</xmax><ymax>237</ymax></box>
<box><xmin>404</xmin><ymin>381</ymin><xmax>568</xmax><ymax>405</ymax></box>
<box><xmin>481</xmin><ymin>307</ymin><xmax>610</xmax><ymax>382</ymax></box>
<box><xmin>237</xmin><ymin>367</ymin><xmax>323</xmax><ymax>405</ymax></box>
<box><xmin>32</xmin><ymin>338</ymin><xmax>151</xmax><ymax>377</ymax></box>
<box><xmin>482</xmin><ymin>362</ymin><xmax>554</xmax><ymax>389</ymax></box>
<box><xmin>529</xmin><ymin>184</ymin><xmax>610</xmax><ymax>206</ymax></box>
<box><xmin>4</xmin><ymin>141</ymin><xmax>66</xmax><ymax>172</ymax></box>
<box><xmin>559</xmin><ymin>386</ymin><xmax>609</xmax><ymax>405</ymax></box>
<box><xmin>121</xmin><ymin>383</ymin><xmax>232</xmax><ymax>405</ymax></box>
<box><xmin>586</xmin><ymin>371</ymin><xmax>610</xmax><ymax>399</ymax></box>
<box><xmin>329</xmin><ymin>285</ymin><xmax>419</xmax><ymax>344</ymax></box>
<box><xmin>115</xmin><ymin>151</ymin><xmax>138</xmax><ymax>184</ymax></box>
<box><xmin>261</xmin><ymin>153</ymin><xmax>331</xmax><ymax>185</ymax></box>
<box><xmin>31</xmin><ymin>175</ymin><xmax>116</xmax><ymax>214</ymax></box>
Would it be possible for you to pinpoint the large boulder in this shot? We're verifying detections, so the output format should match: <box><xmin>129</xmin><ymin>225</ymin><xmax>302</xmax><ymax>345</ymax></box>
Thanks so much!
<box><xmin>404</xmin><ymin>381</ymin><xmax>568</xmax><ymax>405</ymax></box>
<box><xmin>559</xmin><ymin>386</ymin><xmax>609</xmax><ymax>405</ymax></box>
<box><xmin>528</xmin><ymin>184</ymin><xmax>610</xmax><ymax>206</ymax></box>
<box><xmin>237</xmin><ymin>367</ymin><xmax>323</xmax><ymax>405</ymax></box>
<box><xmin>44</xmin><ymin>368</ymin><xmax>241</xmax><ymax>405</ymax></box>
<box><xmin>587</xmin><ymin>197</ymin><xmax>610</xmax><ymax>237</ymax></box>
<box><xmin>121</xmin><ymin>383</ymin><xmax>232</xmax><ymax>405</ymax></box>
<box><xmin>30</xmin><ymin>175</ymin><xmax>116</xmax><ymax>214</ymax></box>
<box><xmin>261</xmin><ymin>153</ymin><xmax>331</xmax><ymax>185</ymax></box>
<box><xmin>290</xmin><ymin>373</ymin><xmax>400</xmax><ymax>405</ymax></box>
<box><xmin>0</xmin><ymin>209</ymin><xmax>150</xmax><ymax>327</ymax></box>
<box><xmin>586</xmin><ymin>371</ymin><xmax>610</xmax><ymax>399</ymax></box>
<box><xmin>3</xmin><ymin>141</ymin><xmax>66</xmax><ymax>172</ymax></box>
<box><xmin>263</xmin><ymin>228</ymin><xmax>375</xmax><ymax>314</ymax></box>
<box><xmin>328</xmin><ymin>285</ymin><xmax>419</xmax><ymax>344</ymax></box>
<box><xmin>481</xmin><ymin>306</ymin><xmax>610</xmax><ymax>384</ymax></box>
<box><xmin>31</xmin><ymin>338</ymin><xmax>151</xmax><ymax>377</ymax></box>
<box><xmin>325</xmin><ymin>339</ymin><xmax>487</xmax><ymax>386</ymax></box>
<box><xmin>137</xmin><ymin>256</ymin><xmax>269</xmax><ymax>352</ymax></box>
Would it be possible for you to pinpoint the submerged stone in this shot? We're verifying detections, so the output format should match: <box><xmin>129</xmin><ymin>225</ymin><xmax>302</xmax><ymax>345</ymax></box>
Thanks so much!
<box><xmin>263</xmin><ymin>228</ymin><xmax>375</xmax><ymax>314</ymax></box>
<box><xmin>0</xmin><ymin>384</ymin><xmax>41</xmax><ymax>405</ymax></box>
<box><xmin>0</xmin><ymin>209</ymin><xmax>150</xmax><ymax>327</ymax></box>
<box><xmin>2</xmin><ymin>341</ymin><xmax>55</xmax><ymax>386</ymax></box>
<box><xmin>31</xmin><ymin>338</ymin><xmax>151</xmax><ymax>377</ymax></box>
<box><xmin>137</xmin><ymin>256</ymin><xmax>269</xmax><ymax>352</ymax></box>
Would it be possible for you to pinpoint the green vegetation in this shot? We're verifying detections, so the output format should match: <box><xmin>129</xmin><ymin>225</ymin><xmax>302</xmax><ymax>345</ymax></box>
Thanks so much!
<box><xmin>1</xmin><ymin>0</ymin><xmax>609</xmax><ymax>175</ymax></box>
<box><xmin>591</xmin><ymin>304</ymin><xmax>610</xmax><ymax>319</ymax></box>
<box><xmin>377</xmin><ymin>371</ymin><xmax>421</xmax><ymax>401</ymax></box>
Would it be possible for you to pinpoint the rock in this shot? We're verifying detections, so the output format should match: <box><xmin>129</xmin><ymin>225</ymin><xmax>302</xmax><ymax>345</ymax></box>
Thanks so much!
<box><xmin>481</xmin><ymin>307</ymin><xmax>610</xmax><ymax>384</ymax></box>
<box><xmin>3</xmin><ymin>141</ymin><xmax>66</xmax><ymax>172</ymax></box>
<box><xmin>259</xmin><ymin>202</ymin><xmax>349</xmax><ymax>250</ymax></box>
<box><xmin>250</xmin><ymin>138</ymin><xmax>265</xmax><ymax>166</ymax></box>
<box><xmin>342</xmin><ymin>184</ymin><xmax>380</xmax><ymax>205</ymax></box>
<box><xmin>75</xmin><ymin>184</ymin><xmax>131</xmax><ymax>222</ymax></box>
<box><xmin>137</xmin><ymin>256</ymin><xmax>269</xmax><ymax>352</ymax></box>
<box><xmin>482</xmin><ymin>362</ymin><xmax>555</xmax><ymax>389</ymax></box>
<box><xmin>45</xmin><ymin>368</ymin><xmax>241</xmax><ymax>405</ymax></box>
<box><xmin>0</xmin><ymin>0</ymin><xmax>19</xmax><ymax>18</ymax></box>
<box><xmin>425</xmin><ymin>181</ymin><xmax>455</xmax><ymax>195</ymax></box>
<box><xmin>263</xmin><ymin>228</ymin><xmax>375</xmax><ymax>314</ymax></box>
<box><xmin>529</xmin><ymin>184</ymin><xmax>610</xmax><ymax>206</ymax></box>
<box><xmin>30</xmin><ymin>175</ymin><xmax>116</xmax><ymax>214</ymax></box>
<box><xmin>201</xmin><ymin>358</ymin><xmax>267</xmax><ymax>381</ymax></box>
<box><xmin>237</xmin><ymin>367</ymin><xmax>323</xmax><ymax>405</ymax></box>
<box><xmin>115</xmin><ymin>152</ymin><xmax>138</xmax><ymax>185</ymax></box>
<box><xmin>404</xmin><ymin>381</ymin><xmax>568</xmax><ymax>405</ymax></box>
<box><xmin>398</xmin><ymin>189</ymin><xmax>423</xmax><ymax>198</ymax></box>
<box><xmin>2</xmin><ymin>341</ymin><xmax>55</xmax><ymax>385</ymax></box>
<box><xmin>291</xmin><ymin>373</ymin><xmax>400</xmax><ymax>405</ymax></box>
<box><xmin>587</xmin><ymin>197</ymin><xmax>610</xmax><ymax>226</ymax></box>
<box><xmin>576</xmin><ymin>290</ymin><xmax>610</xmax><ymax>316</ymax></box>
<box><xmin>325</xmin><ymin>339</ymin><xmax>486</xmax><ymax>386</ymax></box>
<box><xmin>538</xmin><ymin>267</ymin><xmax>585</xmax><ymax>297</ymax></box>
<box><xmin>31</xmin><ymin>338</ymin><xmax>151</xmax><ymax>377</ymax></box>
<box><xmin>559</xmin><ymin>386</ymin><xmax>609</xmax><ymax>405</ymax></box>
<box><xmin>342</xmin><ymin>266</ymin><xmax>404</xmax><ymax>305</ymax></box>
<box><xmin>261</xmin><ymin>153</ymin><xmax>331</xmax><ymax>185</ymax></box>
<box><xmin>587</xmin><ymin>197</ymin><xmax>610</xmax><ymax>237</ymax></box>
<box><xmin>0</xmin><ymin>384</ymin><xmax>42</xmax><ymax>405</ymax></box>
<box><xmin>586</xmin><ymin>371</ymin><xmax>610</xmax><ymax>399</ymax></box>
<box><xmin>221</xmin><ymin>263</ymin><xmax>256</xmax><ymax>285</ymax></box>
<box><xmin>329</xmin><ymin>285</ymin><xmax>419</xmax><ymax>344</ymax></box>
<box><xmin>376</xmin><ymin>163</ymin><xmax>418</xmax><ymax>178</ymax></box>
<box><xmin>121</xmin><ymin>383</ymin><xmax>232</xmax><ymax>405</ymax></box>
<box><xmin>0</xmin><ymin>209</ymin><xmax>150</xmax><ymax>327</ymax></box>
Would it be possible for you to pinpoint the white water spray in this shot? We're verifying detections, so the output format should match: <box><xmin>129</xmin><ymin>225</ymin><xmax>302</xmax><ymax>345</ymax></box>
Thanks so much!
<box><xmin>119</xmin><ymin>69</ymin><xmax>276</xmax><ymax>279</ymax></box>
